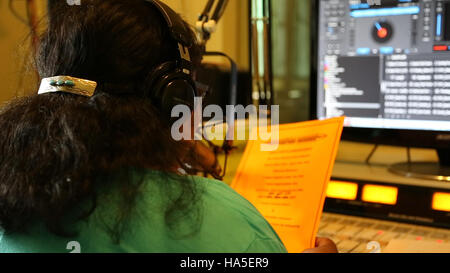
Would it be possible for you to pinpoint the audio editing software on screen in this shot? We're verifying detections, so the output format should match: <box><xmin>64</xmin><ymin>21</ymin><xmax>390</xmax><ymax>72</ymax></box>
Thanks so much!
<box><xmin>317</xmin><ymin>0</ymin><xmax>450</xmax><ymax>131</ymax></box>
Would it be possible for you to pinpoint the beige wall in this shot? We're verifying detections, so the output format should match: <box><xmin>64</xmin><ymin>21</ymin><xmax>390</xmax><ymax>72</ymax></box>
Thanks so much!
<box><xmin>164</xmin><ymin>0</ymin><xmax>249</xmax><ymax>70</ymax></box>
<box><xmin>0</xmin><ymin>0</ymin><xmax>42</xmax><ymax>103</ymax></box>
<box><xmin>0</xmin><ymin>0</ymin><xmax>248</xmax><ymax>104</ymax></box>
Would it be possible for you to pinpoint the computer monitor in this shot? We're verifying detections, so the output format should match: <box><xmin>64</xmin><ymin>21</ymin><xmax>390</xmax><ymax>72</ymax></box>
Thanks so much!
<box><xmin>311</xmin><ymin>0</ymin><xmax>450</xmax><ymax>180</ymax></box>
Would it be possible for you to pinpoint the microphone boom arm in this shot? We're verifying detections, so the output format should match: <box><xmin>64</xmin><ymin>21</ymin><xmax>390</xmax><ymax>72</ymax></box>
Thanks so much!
<box><xmin>196</xmin><ymin>0</ymin><xmax>230</xmax><ymax>46</ymax></box>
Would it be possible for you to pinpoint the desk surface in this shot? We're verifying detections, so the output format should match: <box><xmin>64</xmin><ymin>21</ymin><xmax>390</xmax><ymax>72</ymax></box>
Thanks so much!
<box><xmin>221</xmin><ymin>140</ymin><xmax>448</xmax><ymax>189</ymax></box>
<box><xmin>218</xmin><ymin>139</ymin><xmax>450</xmax><ymax>252</ymax></box>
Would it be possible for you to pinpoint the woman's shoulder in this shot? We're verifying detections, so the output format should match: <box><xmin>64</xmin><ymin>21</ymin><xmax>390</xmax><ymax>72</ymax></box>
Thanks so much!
<box><xmin>129</xmin><ymin>170</ymin><xmax>287</xmax><ymax>253</ymax></box>
<box><xmin>176</xmin><ymin>175</ymin><xmax>287</xmax><ymax>253</ymax></box>
<box><xmin>193</xmin><ymin>176</ymin><xmax>265</xmax><ymax>221</ymax></box>
<box><xmin>0</xmin><ymin>170</ymin><xmax>287</xmax><ymax>253</ymax></box>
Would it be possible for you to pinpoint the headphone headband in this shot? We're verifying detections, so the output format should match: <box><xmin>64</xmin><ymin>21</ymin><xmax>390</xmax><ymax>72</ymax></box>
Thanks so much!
<box><xmin>146</xmin><ymin>0</ymin><xmax>193</xmax><ymax>48</ymax></box>
<box><xmin>143</xmin><ymin>0</ymin><xmax>199</xmax><ymax>119</ymax></box>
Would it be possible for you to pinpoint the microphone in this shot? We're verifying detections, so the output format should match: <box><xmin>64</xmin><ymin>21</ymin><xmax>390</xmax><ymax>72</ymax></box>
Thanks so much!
<box><xmin>193</xmin><ymin>141</ymin><xmax>223</xmax><ymax>179</ymax></box>
<box><xmin>192</xmin><ymin>0</ymin><xmax>237</xmax><ymax>180</ymax></box>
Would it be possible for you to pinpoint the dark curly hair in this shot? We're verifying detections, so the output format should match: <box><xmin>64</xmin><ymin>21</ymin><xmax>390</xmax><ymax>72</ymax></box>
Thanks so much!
<box><xmin>0</xmin><ymin>0</ymin><xmax>203</xmax><ymax>242</ymax></box>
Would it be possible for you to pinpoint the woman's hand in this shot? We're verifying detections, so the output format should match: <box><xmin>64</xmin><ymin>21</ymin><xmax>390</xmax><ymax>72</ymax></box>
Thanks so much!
<box><xmin>302</xmin><ymin>237</ymin><xmax>339</xmax><ymax>253</ymax></box>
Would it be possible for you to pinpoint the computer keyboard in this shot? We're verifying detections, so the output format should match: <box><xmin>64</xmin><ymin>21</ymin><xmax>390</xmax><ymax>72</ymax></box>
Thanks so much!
<box><xmin>317</xmin><ymin>212</ymin><xmax>450</xmax><ymax>253</ymax></box>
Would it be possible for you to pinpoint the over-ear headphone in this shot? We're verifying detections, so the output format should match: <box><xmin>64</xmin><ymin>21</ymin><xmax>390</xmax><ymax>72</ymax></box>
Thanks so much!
<box><xmin>143</xmin><ymin>0</ymin><xmax>199</xmax><ymax>118</ymax></box>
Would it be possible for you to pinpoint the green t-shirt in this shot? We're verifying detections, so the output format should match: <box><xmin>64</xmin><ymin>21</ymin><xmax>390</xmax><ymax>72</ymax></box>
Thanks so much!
<box><xmin>0</xmin><ymin>170</ymin><xmax>287</xmax><ymax>253</ymax></box>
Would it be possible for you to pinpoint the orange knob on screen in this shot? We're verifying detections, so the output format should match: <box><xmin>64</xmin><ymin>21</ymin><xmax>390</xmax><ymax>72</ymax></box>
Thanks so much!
<box><xmin>377</xmin><ymin>28</ymin><xmax>388</xmax><ymax>39</ymax></box>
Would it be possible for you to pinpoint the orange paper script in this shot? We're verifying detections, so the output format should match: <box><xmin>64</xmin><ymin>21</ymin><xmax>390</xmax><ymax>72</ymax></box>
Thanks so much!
<box><xmin>232</xmin><ymin>117</ymin><xmax>345</xmax><ymax>253</ymax></box>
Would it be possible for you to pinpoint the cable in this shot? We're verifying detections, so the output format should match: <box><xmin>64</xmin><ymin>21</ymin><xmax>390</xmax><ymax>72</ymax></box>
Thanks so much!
<box><xmin>198</xmin><ymin>51</ymin><xmax>239</xmax><ymax>180</ymax></box>
<box><xmin>365</xmin><ymin>144</ymin><xmax>379</xmax><ymax>165</ymax></box>
<box><xmin>8</xmin><ymin>0</ymin><xmax>29</xmax><ymax>25</ymax></box>
<box><xmin>26</xmin><ymin>0</ymin><xmax>40</xmax><ymax>51</ymax></box>
<box><xmin>8</xmin><ymin>0</ymin><xmax>40</xmax><ymax>52</ymax></box>
<box><xmin>204</xmin><ymin>52</ymin><xmax>237</xmax><ymax>106</ymax></box>
<box><xmin>203</xmin><ymin>51</ymin><xmax>238</xmax><ymax>145</ymax></box>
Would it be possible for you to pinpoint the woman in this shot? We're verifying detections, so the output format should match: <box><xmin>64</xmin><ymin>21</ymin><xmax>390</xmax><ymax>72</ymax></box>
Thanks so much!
<box><xmin>0</xmin><ymin>0</ymin><xmax>336</xmax><ymax>253</ymax></box>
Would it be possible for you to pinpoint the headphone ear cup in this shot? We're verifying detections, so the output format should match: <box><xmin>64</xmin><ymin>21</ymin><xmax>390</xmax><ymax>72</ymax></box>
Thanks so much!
<box><xmin>146</xmin><ymin>62</ymin><xmax>174</xmax><ymax>100</ymax></box>
<box><xmin>159</xmin><ymin>78</ymin><xmax>196</xmax><ymax>116</ymax></box>
<box><xmin>148</xmin><ymin>62</ymin><xmax>197</xmax><ymax>119</ymax></box>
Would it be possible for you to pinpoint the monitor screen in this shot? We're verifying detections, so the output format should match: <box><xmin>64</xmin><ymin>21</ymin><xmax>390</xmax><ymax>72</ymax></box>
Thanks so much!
<box><xmin>316</xmin><ymin>0</ymin><xmax>450</xmax><ymax>132</ymax></box>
